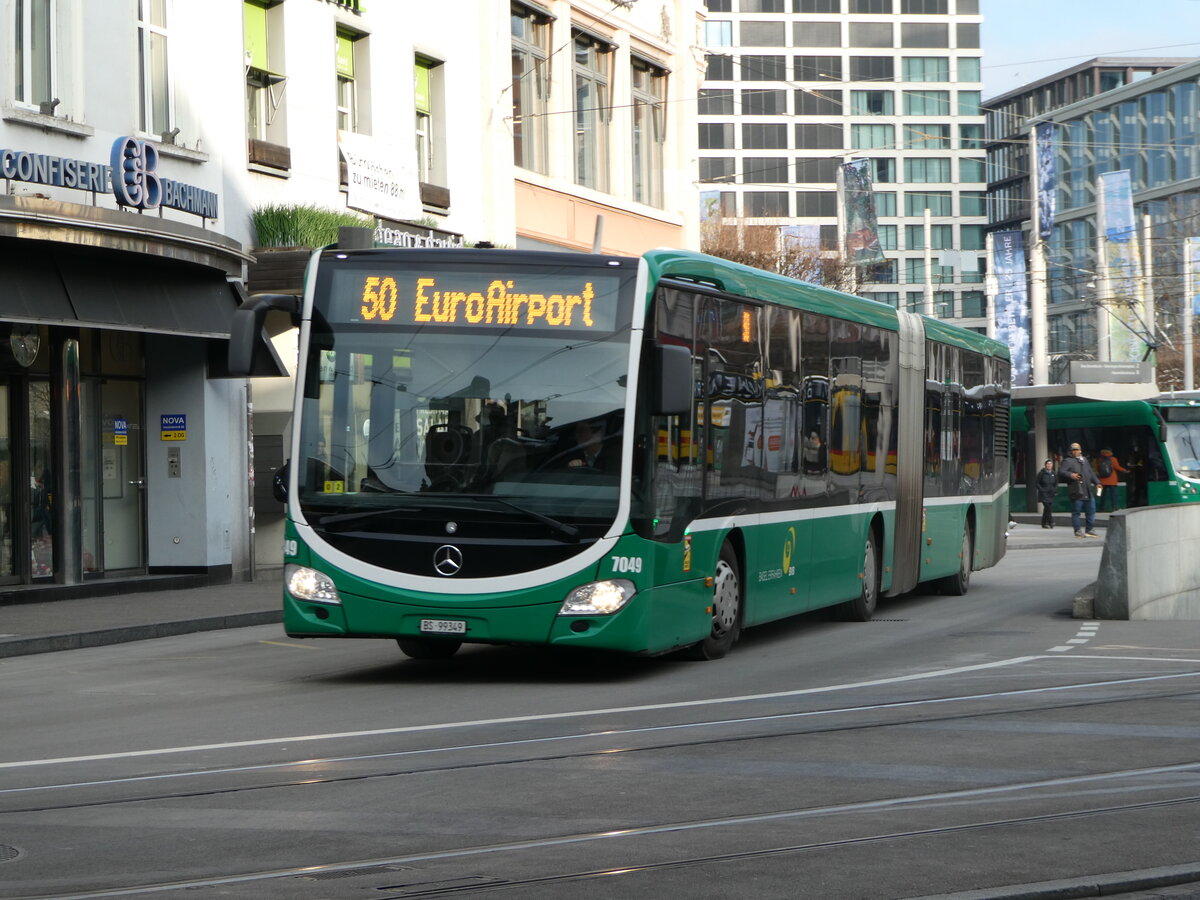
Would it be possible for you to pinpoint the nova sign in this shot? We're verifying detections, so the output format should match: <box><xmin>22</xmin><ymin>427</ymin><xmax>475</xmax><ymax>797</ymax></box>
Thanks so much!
<box><xmin>0</xmin><ymin>137</ymin><xmax>219</xmax><ymax>219</ymax></box>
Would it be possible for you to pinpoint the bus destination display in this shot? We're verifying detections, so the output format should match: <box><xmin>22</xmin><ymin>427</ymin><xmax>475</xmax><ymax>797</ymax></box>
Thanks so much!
<box><xmin>328</xmin><ymin>268</ymin><xmax>624</xmax><ymax>332</ymax></box>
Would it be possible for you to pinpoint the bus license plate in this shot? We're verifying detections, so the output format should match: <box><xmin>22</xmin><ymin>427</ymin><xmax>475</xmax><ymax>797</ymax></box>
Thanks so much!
<box><xmin>420</xmin><ymin>619</ymin><xmax>466</xmax><ymax>635</ymax></box>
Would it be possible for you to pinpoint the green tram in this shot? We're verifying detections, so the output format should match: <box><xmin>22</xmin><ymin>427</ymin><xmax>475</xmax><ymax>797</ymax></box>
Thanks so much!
<box><xmin>1011</xmin><ymin>396</ymin><xmax>1200</xmax><ymax>510</ymax></box>
<box><xmin>231</xmin><ymin>248</ymin><xmax>1012</xmax><ymax>660</ymax></box>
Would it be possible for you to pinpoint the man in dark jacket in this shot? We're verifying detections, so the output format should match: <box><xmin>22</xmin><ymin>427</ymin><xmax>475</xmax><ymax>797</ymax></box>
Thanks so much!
<box><xmin>1036</xmin><ymin>459</ymin><xmax>1058</xmax><ymax>528</ymax></box>
<box><xmin>1058</xmin><ymin>442</ymin><xmax>1100</xmax><ymax>538</ymax></box>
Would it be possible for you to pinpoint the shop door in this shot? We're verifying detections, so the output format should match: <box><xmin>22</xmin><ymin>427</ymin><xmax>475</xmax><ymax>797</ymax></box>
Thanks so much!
<box><xmin>0</xmin><ymin>382</ymin><xmax>12</xmax><ymax>581</ymax></box>
<box><xmin>28</xmin><ymin>380</ymin><xmax>54</xmax><ymax>578</ymax></box>
<box><xmin>99</xmin><ymin>381</ymin><xmax>145</xmax><ymax>571</ymax></box>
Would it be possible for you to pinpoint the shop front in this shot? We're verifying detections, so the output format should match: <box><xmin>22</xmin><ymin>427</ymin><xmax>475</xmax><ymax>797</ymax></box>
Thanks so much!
<box><xmin>0</xmin><ymin>196</ymin><xmax>251</xmax><ymax>597</ymax></box>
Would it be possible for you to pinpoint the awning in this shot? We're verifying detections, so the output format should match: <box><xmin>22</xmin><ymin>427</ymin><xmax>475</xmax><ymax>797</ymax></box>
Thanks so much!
<box><xmin>0</xmin><ymin>238</ymin><xmax>240</xmax><ymax>338</ymax></box>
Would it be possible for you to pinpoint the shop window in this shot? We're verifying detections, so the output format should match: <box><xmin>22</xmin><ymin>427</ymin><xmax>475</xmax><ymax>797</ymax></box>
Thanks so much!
<box><xmin>244</xmin><ymin>1</ymin><xmax>289</xmax><ymax>171</ymax></box>
<box><xmin>15</xmin><ymin>0</ymin><xmax>55</xmax><ymax>112</ymax></box>
<box><xmin>138</xmin><ymin>0</ymin><xmax>173</xmax><ymax>137</ymax></box>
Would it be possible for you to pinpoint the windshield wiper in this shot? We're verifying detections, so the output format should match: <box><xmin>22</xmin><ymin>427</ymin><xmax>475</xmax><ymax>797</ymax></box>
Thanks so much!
<box><xmin>472</xmin><ymin>495</ymin><xmax>581</xmax><ymax>542</ymax></box>
<box><xmin>312</xmin><ymin>505</ymin><xmax>419</xmax><ymax>528</ymax></box>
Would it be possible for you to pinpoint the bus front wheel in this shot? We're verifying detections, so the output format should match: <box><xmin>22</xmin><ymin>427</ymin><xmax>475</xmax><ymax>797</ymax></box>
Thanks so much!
<box><xmin>838</xmin><ymin>530</ymin><xmax>879</xmax><ymax>622</ymax></box>
<box><xmin>688</xmin><ymin>543</ymin><xmax>742</xmax><ymax>660</ymax></box>
<box><xmin>397</xmin><ymin>637</ymin><xmax>462</xmax><ymax>660</ymax></box>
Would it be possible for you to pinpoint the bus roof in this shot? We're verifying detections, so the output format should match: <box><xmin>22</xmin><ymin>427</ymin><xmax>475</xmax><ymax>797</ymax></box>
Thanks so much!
<box><xmin>641</xmin><ymin>248</ymin><xmax>1009</xmax><ymax>361</ymax></box>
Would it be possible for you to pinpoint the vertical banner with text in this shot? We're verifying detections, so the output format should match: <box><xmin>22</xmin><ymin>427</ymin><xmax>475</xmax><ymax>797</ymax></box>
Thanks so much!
<box><xmin>1097</xmin><ymin>169</ymin><xmax>1145</xmax><ymax>363</ymax></box>
<box><xmin>992</xmin><ymin>230</ymin><xmax>1031</xmax><ymax>385</ymax></box>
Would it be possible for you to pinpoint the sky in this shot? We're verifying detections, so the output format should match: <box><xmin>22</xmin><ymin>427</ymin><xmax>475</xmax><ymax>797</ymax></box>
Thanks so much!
<box><xmin>980</xmin><ymin>0</ymin><xmax>1200</xmax><ymax>99</ymax></box>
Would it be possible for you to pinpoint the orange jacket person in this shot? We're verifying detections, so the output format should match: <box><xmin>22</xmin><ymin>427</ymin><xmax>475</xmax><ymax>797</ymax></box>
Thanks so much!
<box><xmin>1096</xmin><ymin>448</ymin><xmax>1128</xmax><ymax>512</ymax></box>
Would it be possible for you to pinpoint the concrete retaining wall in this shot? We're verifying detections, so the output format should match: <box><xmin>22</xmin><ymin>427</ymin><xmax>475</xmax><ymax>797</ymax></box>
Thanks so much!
<box><xmin>1094</xmin><ymin>504</ymin><xmax>1200</xmax><ymax>619</ymax></box>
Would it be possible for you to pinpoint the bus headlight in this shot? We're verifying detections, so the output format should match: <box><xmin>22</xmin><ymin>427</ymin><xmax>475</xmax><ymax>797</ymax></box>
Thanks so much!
<box><xmin>285</xmin><ymin>564</ymin><xmax>341</xmax><ymax>605</ymax></box>
<box><xmin>560</xmin><ymin>580</ymin><xmax>636</xmax><ymax>616</ymax></box>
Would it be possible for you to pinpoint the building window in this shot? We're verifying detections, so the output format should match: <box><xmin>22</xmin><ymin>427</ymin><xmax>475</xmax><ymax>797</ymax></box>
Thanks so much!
<box><xmin>794</xmin><ymin>56</ymin><xmax>842</xmax><ymax>81</ymax></box>
<box><xmin>874</xmin><ymin>191</ymin><xmax>896</xmax><ymax>216</ymax></box>
<box><xmin>959</xmin><ymin>123</ymin><xmax>984</xmax><ymax>149</ymax></box>
<box><xmin>745</xmin><ymin>191</ymin><xmax>789</xmax><ymax>217</ymax></box>
<box><xmin>699</xmin><ymin>89</ymin><xmax>735</xmax><ymax>115</ymax></box>
<box><xmin>743</xmin><ymin>0</ymin><xmax>785</xmax><ymax>9</ymax></box>
<box><xmin>957</xmin><ymin>90</ymin><xmax>981</xmax><ymax>116</ymax></box>
<box><xmin>632</xmin><ymin>57</ymin><xmax>666</xmax><ymax>207</ymax></box>
<box><xmin>849</xmin><ymin>22</ymin><xmax>892</xmax><ymax>48</ymax></box>
<box><xmin>573</xmin><ymin>31</ymin><xmax>612</xmax><ymax>192</ymax></box>
<box><xmin>850</xmin><ymin>56</ymin><xmax>893</xmax><ymax>82</ymax></box>
<box><xmin>795</xmin><ymin>191</ymin><xmax>837</xmax><ymax>216</ymax></box>
<box><xmin>15</xmin><ymin>0</ymin><xmax>54</xmax><ymax>109</ymax></box>
<box><xmin>415</xmin><ymin>57</ymin><xmax>446</xmax><ymax>190</ymax></box>
<box><xmin>850</xmin><ymin>90</ymin><xmax>893</xmax><ymax>115</ymax></box>
<box><xmin>795</xmin><ymin>123</ymin><xmax>841</xmax><ymax>148</ymax></box>
<box><xmin>959</xmin><ymin>157</ymin><xmax>985</xmax><ymax>182</ymax></box>
<box><xmin>876</xmin><ymin>224</ymin><xmax>897</xmax><ymax>250</ymax></box>
<box><xmin>794</xmin><ymin>157</ymin><xmax>839</xmax><ymax>182</ymax></box>
<box><xmin>902</xmin><ymin>0</ymin><xmax>947</xmax><ymax>11</ymax></box>
<box><xmin>902</xmin><ymin>56</ymin><xmax>949</xmax><ymax>82</ymax></box>
<box><xmin>699</xmin><ymin>123</ymin><xmax>734</xmax><ymax>149</ymax></box>
<box><xmin>794</xmin><ymin>0</ymin><xmax>840</xmax><ymax>10</ymax></box>
<box><xmin>795</xmin><ymin>88</ymin><xmax>842</xmax><ymax>115</ymax></box>
<box><xmin>904</xmin><ymin>190</ymin><xmax>952</xmax><ymax>216</ymax></box>
<box><xmin>700</xmin><ymin>157</ymin><xmax>736</xmax><ymax>183</ymax></box>
<box><xmin>869</xmin><ymin>157</ymin><xmax>895</xmax><ymax>182</ymax></box>
<box><xmin>138</xmin><ymin>0</ymin><xmax>172</xmax><ymax>136</ymax></box>
<box><xmin>795</xmin><ymin>22</ymin><xmax>840</xmax><ymax>47</ymax></box>
<box><xmin>741</xmin><ymin>21</ymin><xmax>785</xmax><ymax>47</ymax></box>
<box><xmin>961</xmin><ymin>291</ymin><xmax>985</xmax><ymax>317</ymax></box>
<box><xmin>903</xmin><ymin>90</ymin><xmax>950</xmax><ymax>116</ymax></box>
<box><xmin>742</xmin><ymin>88</ymin><xmax>787</xmax><ymax>115</ymax></box>
<box><xmin>706</xmin><ymin>54</ymin><xmax>734</xmax><ymax>81</ymax></box>
<box><xmin>850</xmin><ymin>0</ymin><xmax>891</xmax><ymax>10</ymax></box>
<box><xmin>870</xmin><ymin>291</ymin><xmax>900</xmax><ymax>306</ymax></box>
<box><xmin>864</xmin><ymin>260</ymin><xmax>898</xmax><ymax>283</ymax></box>
<box><xmin>851</xmin><ymin>123</ymin><xmax>894</xmax><ymax>149</ymax></box>
<box><xmin>244</xmin><ymin>1</ymin><xmax>288</xmax><ymax>168</ymax></box>
<box><xmin>705</xmin><ymin>0</ymin><xmax>732</xmax><ymax>10</ymax></box>
<box><xmin>957</xmin><ymin>58</ymin><xmax>981</xmax><ymax>81</ymax></box>
<box><xmin>905</xmin><ymin>223</ymin><xmax>952</xmax><ymax>249</ymax></box>
<box><xmin>905</xmin><ymin>157</ymin><xmax>950</xmax><ymax>182</ymax></box>
<box><xmin>512</xmin><ymin>3</ymin><xmax>550</xmax><ymax>174</ymax></box>
<box><xmin>335</xmin><ymin>30</ymin><xmax>360</xmax><ymax>133</ymax></box>
<box><xmin>905</xmin><ymin>123</ymin><xmax>950</xmax><ymax>149</ymax></box>
<box><xmin>745</xmin><ymin>123</ymin><xmax>789</xmax><ymax>148</ymax></box>
<box><xmin>959</xmin><ymin>190</ymin><xmax>987</xmax><ymax>216</ymax></box>
<box><xmin>745</xmin><ymin>157</ymin><xmax>789</xmax><ymax>183</ymax></box>
<box><xmin>957</xmin><ymin>22</ymin><xmax>980</xmax><ymax>48</ymax></box>
<box><xmin>901</xmin><ymin>23</ymin><xmax>949</xmax><ymax>48</ymax></box>
<box><xmin>742</xmin><ymin>55</ymin><xmax>786</xmax><ymax>81</ymax></box>
<box><xmin>704</xmin><ymin>21</ymin><xmax>732</xmax><ymax>46</ymax></box>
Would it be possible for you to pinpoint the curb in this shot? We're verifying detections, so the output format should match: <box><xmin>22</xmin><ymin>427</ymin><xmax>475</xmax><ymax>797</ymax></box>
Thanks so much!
<box><xmin>0</xmin><ymin>611</ymin><xmax>283</xmax><ymax>659</ymax></box>
<box><xmin>912</xmin><ymin>860</ymin><xmax>1200</xmax><ymax>899</ymax></box>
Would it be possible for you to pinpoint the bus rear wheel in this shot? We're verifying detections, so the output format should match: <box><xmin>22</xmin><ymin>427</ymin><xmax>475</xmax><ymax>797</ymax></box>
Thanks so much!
<box><xmin>838</xmin><ymin>530</ymin><xmax>879</xmax><ymax>622</ymax></box>
<box><xmin>688</xmin><ymin>543</ymin><xmax>742</xmax><ymax>660</ymax></box>
<box><xmin>939</xmin><ymin>523</ymin><xmax>973</xmax><ymax>596</ymax></box>
<box><xmin>397</xmin><ymin>637</ymin><xmax>462</xmax><ymax>659</ymax></box>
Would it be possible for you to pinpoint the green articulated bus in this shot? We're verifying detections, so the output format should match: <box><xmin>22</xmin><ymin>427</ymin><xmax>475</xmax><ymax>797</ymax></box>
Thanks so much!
<box><xmin>1011</xmin><ymin>395</ymin><xmax>1200</xmax><ymax>509</ymax></box>
<box><xmin>231</xmin><ymin>248</ymin><xmax>1012</xmax><ymax>660</ymax></box>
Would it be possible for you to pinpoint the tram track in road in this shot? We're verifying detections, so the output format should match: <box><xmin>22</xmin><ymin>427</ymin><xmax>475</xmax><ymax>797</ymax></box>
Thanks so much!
<box><xmin>8</xmin><ymin>779</ymin><xmax>1200</xmax><ymax>900</ymax></box>
<box><xmin>3</xmin><ymin>672</ymin><xmax>1200</xmax><ymax>816</ymax></box>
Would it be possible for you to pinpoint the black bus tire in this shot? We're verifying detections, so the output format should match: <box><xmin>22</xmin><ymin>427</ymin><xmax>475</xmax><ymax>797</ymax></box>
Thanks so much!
<box><xmin>838</xmin><ymin>529</ymin><xmax>879</xmax><ymax>622</ymax></box>
<box><xmin>687</xmin><ymin>542</ymin><xmax>742</xmax><ymax>660</ymax></box>
<box><xmin>939</xmin><ymin>523</ymin><xmax>973</xmax><ymax>596</ymax></box>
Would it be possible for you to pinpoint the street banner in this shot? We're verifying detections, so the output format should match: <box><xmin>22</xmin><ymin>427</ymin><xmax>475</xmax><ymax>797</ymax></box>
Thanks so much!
<box><xmin>837</xmin><ymin>159</ymin><xmax>885</xmax><ymax>266</ymax></box>
<box><xmin>1034</xmin><ymin>122</ymin><xmax>1056</xmax><ymax>240</ymax></box>
<box><xmin>1097</xmin><ymin>170</ymin><xmax>1144</xmax><ymax>363</ymax></box>
<box><xmin>992</xmin><ymin>230</ymin><xmax>1031</xmax><ymax>385</ymax></box>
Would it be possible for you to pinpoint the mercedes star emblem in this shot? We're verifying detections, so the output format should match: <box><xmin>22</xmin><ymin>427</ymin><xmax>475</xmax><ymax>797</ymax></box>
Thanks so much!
<box><xmin>433</xmin><ymin>544</ymin><xmax>464</xmax><ymax>576</ymax></box>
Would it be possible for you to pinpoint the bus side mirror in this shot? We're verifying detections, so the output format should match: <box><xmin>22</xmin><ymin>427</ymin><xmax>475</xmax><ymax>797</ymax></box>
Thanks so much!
<box><xmin>228</xmin><ymin>293</ymin><xmax>300</xmax><ymax>376</ymax></box>
<box><xmin>653</xmin><ymin>344</ymin><xmax>693</xmax><ymax>416</ymax></box>
<box><xmin>272</xmin><ymin>461</ymin><xmax>289</xmax><ymax>503</ymax></box>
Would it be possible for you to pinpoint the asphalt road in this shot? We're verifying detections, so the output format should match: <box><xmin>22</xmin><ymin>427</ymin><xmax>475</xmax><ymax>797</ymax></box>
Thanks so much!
<box><xmin>3</xmin><ymin>542</ymin><xmax>1200</xmax><ymax>900</ymax></box>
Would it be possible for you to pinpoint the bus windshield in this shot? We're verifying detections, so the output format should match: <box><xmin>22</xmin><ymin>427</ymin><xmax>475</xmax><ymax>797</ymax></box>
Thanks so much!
<box><xmin>294</xmin><ymin>253</ymin><xmax>638</xmax><ymax>533</ymax></box>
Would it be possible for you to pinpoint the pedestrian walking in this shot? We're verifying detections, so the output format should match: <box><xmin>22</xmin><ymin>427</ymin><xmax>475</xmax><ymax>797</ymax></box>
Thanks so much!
<box><xmin>1058</xmin><ymin>442</ymin><xmax>1100</xmax><ymax>538</ymax></box>
<box><xmin>1036</xmin><ymin>458</ymin><xmax>1057</xmax><ymax>528</ymax></box>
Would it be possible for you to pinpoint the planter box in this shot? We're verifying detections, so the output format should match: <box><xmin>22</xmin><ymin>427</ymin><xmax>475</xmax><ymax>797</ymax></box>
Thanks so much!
<box><xmin>247</xmin><ymin>247</ymin><xmax>311</xmax><ymax>294</ymax></box>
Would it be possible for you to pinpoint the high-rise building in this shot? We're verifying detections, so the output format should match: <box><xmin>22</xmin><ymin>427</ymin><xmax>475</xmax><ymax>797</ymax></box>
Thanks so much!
<box><xmin>698</xmin><ymin>0</ymin><xmax>986</xmax><ymax>329</ymax></box>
